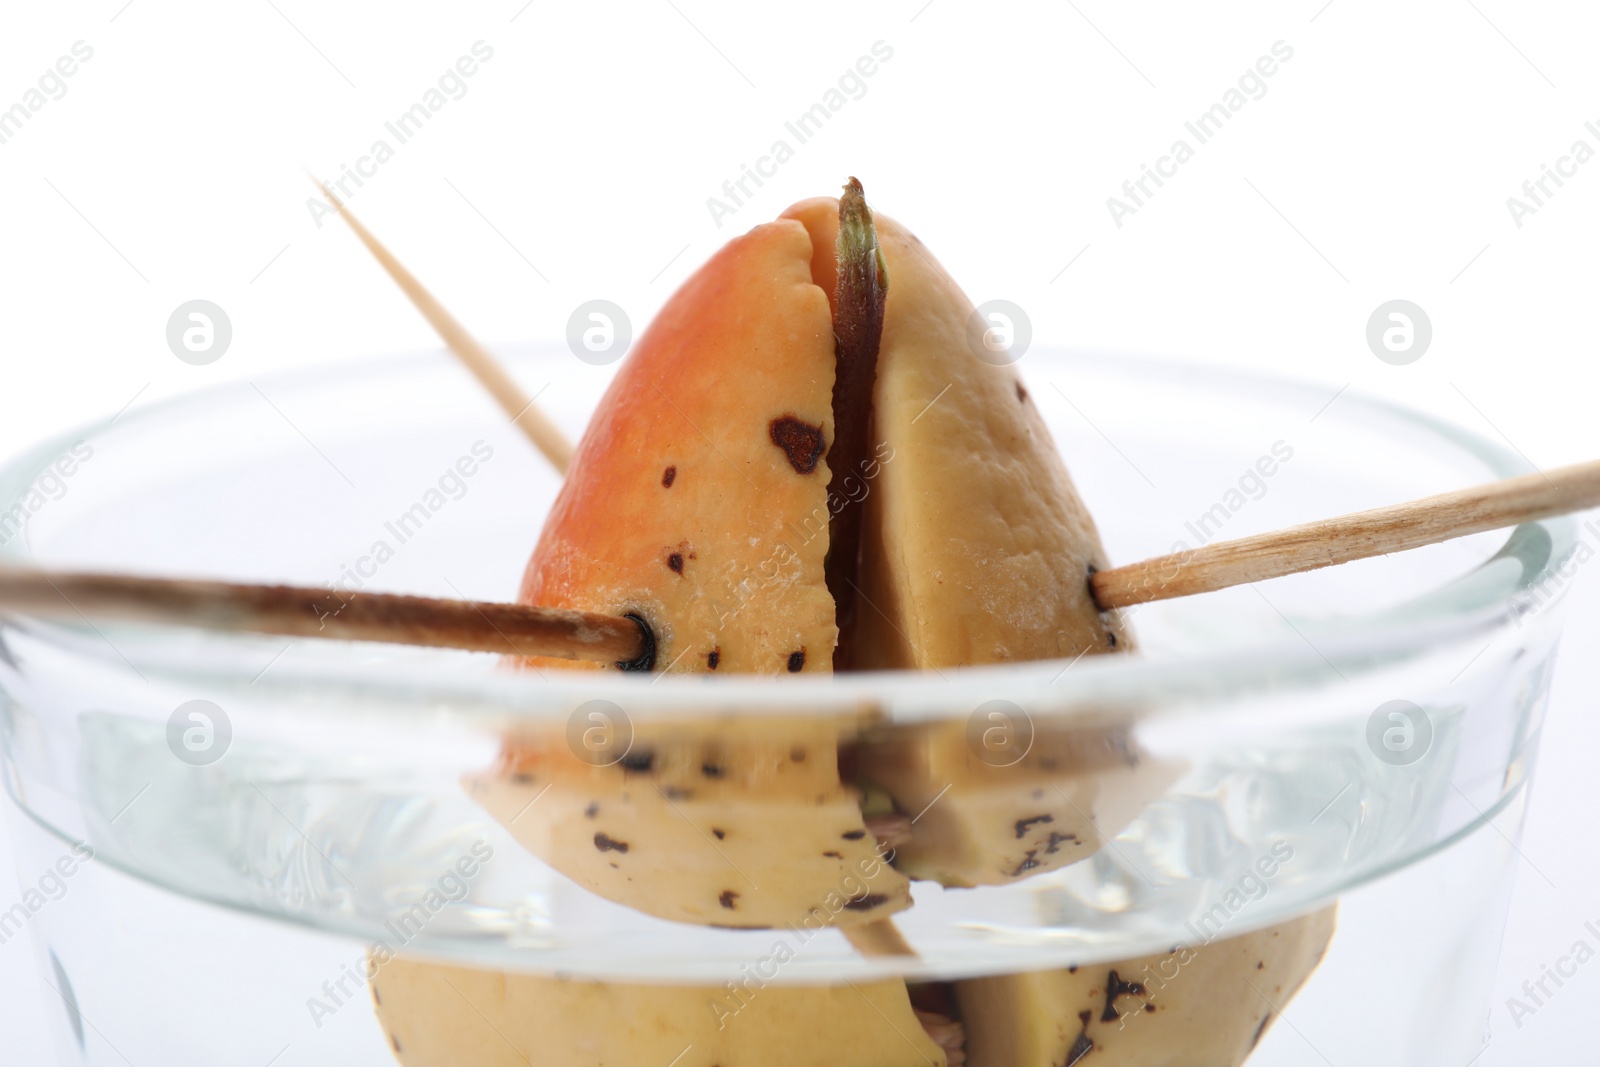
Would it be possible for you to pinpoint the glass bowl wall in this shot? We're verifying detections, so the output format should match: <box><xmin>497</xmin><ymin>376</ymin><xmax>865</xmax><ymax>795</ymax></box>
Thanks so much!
<box><xmin>0</xmin><ymin>349</ymin><xmax>1572</xmax><ymax>1065</ymax></box>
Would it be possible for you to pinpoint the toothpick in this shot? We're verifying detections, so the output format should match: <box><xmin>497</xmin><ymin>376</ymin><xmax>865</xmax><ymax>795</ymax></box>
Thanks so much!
<box><xmin>0</xmin><ymin>568</ymin><xmax>644</xmax><ymax>664</ymax></box>
<box><xmin>311</xmin><ymin>177</ymin><xmax>574</xmax><ymax>473</ymax></box>
<box><xmin>1091</xmin><ymin>458</ymin><xmax>1600</xmax><ymax>609</ymax></box>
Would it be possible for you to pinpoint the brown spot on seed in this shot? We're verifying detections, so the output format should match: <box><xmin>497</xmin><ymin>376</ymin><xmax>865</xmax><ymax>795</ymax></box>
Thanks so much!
<box><xmin>712</xmin><ymin>828</ymin><xmax>726</xmax><ymax>840</ymax></box>
<box><xmin>667</xmin><ymin>552</ymin><xmax>684</xmax><ymax>574</ymax></box>
<box><xmin>1066</xmin><ymin>1012</ymin><xmax>1094</xmax><ymax>1065</ymax></box>
<box><xmin>787</xmin><ymin>649</ymin><xmax>806</xmax><ymax>672</ymax></box>
<box><xmin>619</xmin><ymin>750</ymin><xmax>655</xmax><ymax>773</ymax></box>
<box><xmin>701</xmin><ymin>762</ymin><xmax>724</xmax><ymax>779</ymax></box>
<box><xmin>719</xmin><ymin>890</ymin><xmax>739</xmax><ymax>910</ymax></box>
<box><xmin>1100</xmin><ymin>969</ymin><xmax>1147</xmax><ymax>1023</ymax></box>
<box><xmin>1016</xmin><ymin>381</ymin><xmax>1028</xmax><ymax>402</ymax></box>
<box><xmin>584</xmin><ymin>802</ymin><xmax>599</xmax><ymax>819</ymax></box>
<box><xmin>842</xmin><ymin>830</ymin><xmax>866</xmax><ymax>840</ymax></box>
<box><xmin>707</xmin><ymin>648</ymin><xmax>720</xmax><ymax>670</ymax></box>
<box><xmin>661</xmin><ymin>466</ymin><xmax>676</xmax><ymax>488</ymax></box>
<box><xmin>1009</xmin><ymin>850</ymin><xmax>1042</xmax><ymax>877</ymax></box>
<box><xmin>823</xmin><ymin>851</ymin><xmax>843</xmax><ymax>858</ymax></box>
<box><xmin>1015</xmin><ymin>814</ymin><xmax>1054</xmax><ymax>839</ymax></box>
<box><xmin>1045</xmin><ymin>831</ymin><xmax>1080</xmax><ymax>854</ymax></box>
<box><xmin>769</xmin><ymin>416</ymin><xmax>826</xmax><ymax>474</ymax></box>
<box><xmin>594</xmin><ymin>832</ymin><xmax>629</xmax><ymax>853</ymax></box>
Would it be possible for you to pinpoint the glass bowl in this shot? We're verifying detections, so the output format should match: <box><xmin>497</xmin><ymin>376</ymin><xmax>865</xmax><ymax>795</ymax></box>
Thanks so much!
<box><xmin>0</xmin><ymin>348</ymin><xmax>1573</xmax><ymax>1065</ymax></box>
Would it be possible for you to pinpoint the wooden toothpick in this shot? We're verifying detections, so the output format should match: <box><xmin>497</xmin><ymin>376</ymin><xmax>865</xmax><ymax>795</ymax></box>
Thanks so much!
<box><xmin>1091</xmin><ymin>458</ymin><xmax>1600</xmax><ymax>610</ymax></box>
<box><xmin>311</xmin><ymin>178</ymin><xmax>575</xmax><ymax>473</ymax></box>
<box><xmin>0</xmin><ymin>568</ymin><xmax>645</xmax><ymax>665</ymax></box>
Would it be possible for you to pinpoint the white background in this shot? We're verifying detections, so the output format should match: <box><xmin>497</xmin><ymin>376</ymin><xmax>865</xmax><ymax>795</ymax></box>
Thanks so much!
<box><xmin>1</xmin><ymin>0</ymin><xmax>1597</xmax><ymax>1060</ymax></box>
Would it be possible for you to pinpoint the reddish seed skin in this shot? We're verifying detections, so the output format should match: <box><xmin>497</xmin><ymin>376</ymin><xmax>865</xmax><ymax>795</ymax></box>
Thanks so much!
<box><xmin>517</xmin><ymin>219</ymin><xmax>838</xmax><ymax>675</ymax></box>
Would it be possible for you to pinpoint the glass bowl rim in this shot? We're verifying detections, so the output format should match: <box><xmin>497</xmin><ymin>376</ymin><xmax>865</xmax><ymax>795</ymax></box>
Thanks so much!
<box><xmin>0</xmin><ymin>347</ymin><xmax>1577</xmax><ymax>721</ymax></box>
